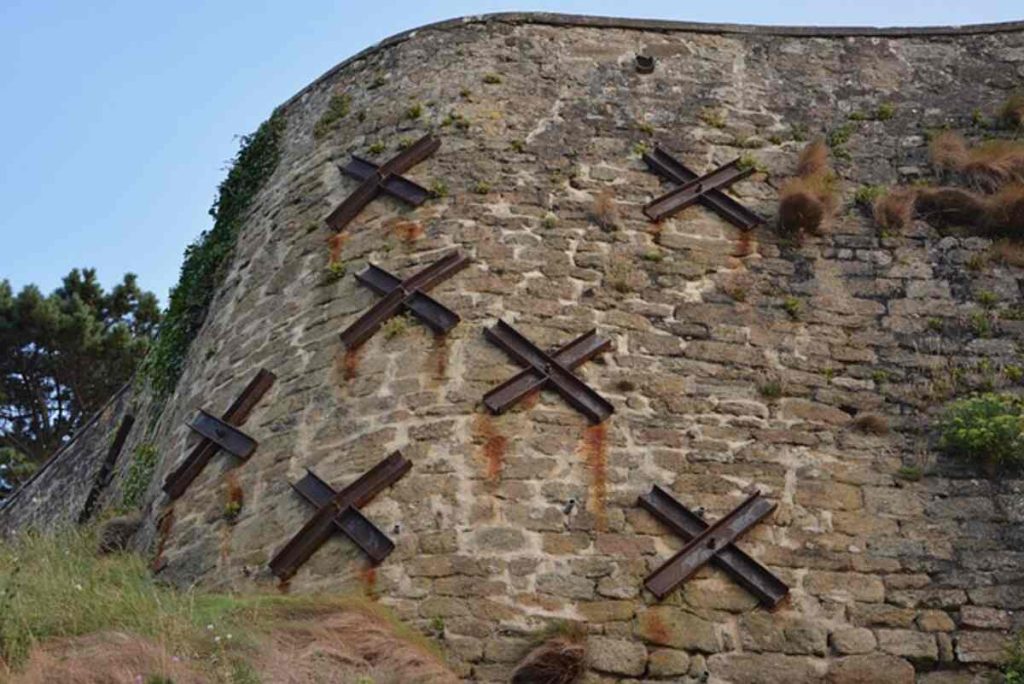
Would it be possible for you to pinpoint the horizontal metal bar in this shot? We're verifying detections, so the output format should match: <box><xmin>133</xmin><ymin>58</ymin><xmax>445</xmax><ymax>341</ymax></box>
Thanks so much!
<box><xmin>399</xmin><ymin>251</ymin><xmax>469</xmax><ymax>293</ymax></box>
<box><xmin>377</xmin><ymin>135</ymin><xmax>441</xmax><ymax>177</ymax></box>
<box><xmin>643</xmin><ymin>147</ymin><xmax>764</xmax><ymax>229</ymax></box>
<box><xmin>269</xmin><ymin>452</ymin><xmax>411</xmax><ymax>580</ymax></box>
<box><xmin>292</xmin><ymin>471</ymin><xmax>395</xmax><ymax>564</ymax></box>
<box><xmin>291</xmin><ymin>469</ymin><xmax>337</xmax><ymax>508</ymax></box>
<box><xmin>644</xmin><ymin>159</ymin><xmax>753</xmax><ymax>221</ymax></box>
<box><xmin>639</xmin><ymin>485</ymin><xmax>787</xmax><ymax>607</ymax></box>
<box><xmin>78</xmin><ymin>414</ymin><xmax>135</xmax><ymax>524</ymax></box>
<box><xmin>188</xmin><ymin>409</ymin><xmax>257</xmax><ymax>459</ymax></box>
<box><xmin>355</xmin><ymin>261</ymin><xmax>463</xmax><ymax>334</ymax></box>
<box><xmin>338</xmin><ymin>286</ymin><xmax>408</xmax><ymax>349</ymax></box>
<box><xmin>343</xmin><ymin>157</ymin><xmax>431</xmax><ymax>206</ymax></box>
<box><xmin>163</xmin><ymin>369</ymin><xmax>276</xmax><ymax>500</ymax></box>
<box><xmin>483</xmin><ymin>329</ymin><xmax>610</xmax><ymax>414</ymax></box>
<box><xmin>484</xmin><ymin>321</ymin><xmax>613</xmax><ymax>423</ymax></box>
<box><xmin>337</xmin><ymin>506</ymin><xmax>395</xmax><ymax>564</ymax></box>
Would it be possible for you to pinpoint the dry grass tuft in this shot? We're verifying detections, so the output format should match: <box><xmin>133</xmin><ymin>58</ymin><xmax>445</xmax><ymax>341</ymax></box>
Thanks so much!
<box><xmin>512</xmin><ymin>637</ymin><xmax>587</xmax><ymax>684</ymax></box>
<box><xmin>13</xmin><ymin>632</ymin><xmax>209</xmax><ymax>684</ymax></box>
<box><xmin>872</xmin><ymin>188</ymin><xmax>917</xmax><ymax>233</ymax></box>
<box><xmin>795</xmin><ymin>139</ymin><xmax>830</xmax><ymax>178</ymax></box>
<box><xmin>591</xmin><ymin>188</ymin><xmax>619</xmax><ymax>231</ymax></box>
<box><xmin>987</xmin><ymin>238</ymin><xmax>1024</xmax><ymax>267</ymax></box>
<box><xmin>985</xmin><ymin>183</ymin><xmax>1024</xmax><ymax>236</ymax></box>
<box><xmin>930</xmin><ymin>131</ymin><xmax>1024</xmax><ymax>190</ymax></box>
<box><xmin>777</xmin><ymin>140</ymin><xmax>837</xmax><ymax>237</ymax></box>
<box><xmin>914</xmin><ymin>187</ymin><xmax>988</xmax><ymax>228</ymax></box>
<box><xmin>852</xmin><ymin>413</ymin><xmax>890</xmax><ymax>435</ymax></box>
<box><xmin>929</xmin><ymin>130</ymin><xmax>968</xmax><ymax>172</ymax></box>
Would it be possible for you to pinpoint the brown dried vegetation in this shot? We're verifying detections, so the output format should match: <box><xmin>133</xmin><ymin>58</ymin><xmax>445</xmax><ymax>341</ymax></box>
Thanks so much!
<box><xmin>590</xmin><ymin>188</ymin><xmax>619</xmax><ymax>231</ymax></box>
<box><xmin>778</xmin><ymin>140</ymin><xmax>838</xmax><ymax>236</ymax></box>
<box><xmin>930</xmin><ymin>131</ymin><xmax>1024</xmax><ymax>190</ymax></box>
<box><xmin>988</xmin><ymin>238</ymin><xmax>1024</xmax><ymax>267</ymax></box>
<box><xmin>511</xmin><ymin>637</ymin><xmax>587</xmax><ymax>684</ymax></box>
<box><xmin>851</xmin><ymin>413</ymin><xmax>890</xmax><ymax>435</ymax></box>
<box><xmin>873</xmin><ymin>188</ymin><xmax>916</xmax><ymax>233</ymax></box>
<box><xmin>1000</xmin><ymin>92</ymin><xmax>1024</xmax><ymax>130</ymax></box>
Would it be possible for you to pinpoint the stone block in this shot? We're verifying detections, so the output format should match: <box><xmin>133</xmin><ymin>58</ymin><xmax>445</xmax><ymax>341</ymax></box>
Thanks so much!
<box><xmin>586</xmin><ymin>636</ymin><xmax>647</xmax><ymax>676</ymax></box>
<box><xmin>804</xmin><ymin>571</ymin><xmax>885</xmax><ymax>603</ymax></box>
<box><xmin>827</xmin><ymin>654</ymin><xmax>915</xmax><ymax>683</ymax></box>
<box><xmin>647</xmin><ymin>648</ymin><xmax>690</xmax><ymax>677</ymax></box>
<box><xmin>876</xmin><ymin>628</ymin><xmax>938</xmax><ymax>661</ymax></box>
<box><xmin>830</xmin><ymin>628</ymin><xmax>876</xmax><ymax>655</ymax></box>
<box><xmin>635</xmin><ymin>606</ymin><xmax>721</xmax><ymax>653</ymax></box>
<box><xmin>954</xmin><ymin>630</ymin><xmax>1011</xmax><ymax>664</ymax></box>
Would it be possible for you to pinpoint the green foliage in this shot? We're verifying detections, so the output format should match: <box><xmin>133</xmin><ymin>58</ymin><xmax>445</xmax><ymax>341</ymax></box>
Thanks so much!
<box><xmin>938</xmin><ymin>393</ymin><xmax>1024</xmax><ymax>465</ymax></box>
<box><xmin>640</xmin><ymin>249</ymin><xmax>663</xmax><ymax>262</ymax></box>
<box><xmin>977</xmin><ymin>290</ymin><xmax>999</xmax><ymax>309</ymax></box>
<box><xmin>313</xmin><ymin>94</ymin><xmax>350</xmax><ymax>139</ymax></box>
<box><xmin>430</xmin><ymin>180</ymin><xmax>449</xmax><ymax>198</ymax></box>
<box><xmin>737</xmin><ymin>154</ymin><xmax>766</xmax><ymax>173</ymax></box>
<box><xmin>783</xmin><ymin>296</ymin><xmax>802</xmax><ymax>320</ymax></box>
<box><xmin>970</xmin><ymin>311</ymin><xmax>994</xmax><ymax>338</ymax></box>
<box><xmin>510</xmin><ymin>139</ymin><xmax>526</xmax><ymax>153</ymax></box>
<box><xmin>876</xmin><ymin>102</ymin><xmax>896</xmax><ymax>121</ymax></box>
<box><xmin>482</xmin><ymin>73</ymin><xmax>502</xmax><ymax>84</ymax></box>
<box><xmin>381</xmin><ymin>315</ymin><xmax>410</xmax><ymax>340</ymax></box>
<box><xmin>854</xmin><ymin>185</ymin><xmax>885</xmax><ymax>207</ymax></box>
<box><xmin>324</xmin><ymin>261</ymin><xmax>346</xmax><ymax>284</ymax></box>
<box><xmin>541</xmin><ymin>214</ymin><xmax>558</xmax><ymax>229</ymax></box>
<box><xmin>143</xmin><ymin>112</ymin><xmax>286</xmax><ymax>397</ymax></box>
<box><xmin>0</xmin><ymin>270</ymin><xmax>160</xmax><ymax>469</ymax></box>
<box><xmin>472</xmin><ymin>181</ymin><xmax>491</xmax><ymax>195</ymax></box>
<box><xmin>758</xmin><ymin>379</ymin><xmax>784</xmax><ymax>399</ymax></box>
<box><xmin>699</xmin><ymin>108</ymin><xmax>726</xmax><ymax>129</ymax></box>
<box><xmin>637</xmin><ymin>121</ymin><xmax>655</xmax><ymax>135</ymax></box>
<box><xmin>0</xmin><ymin>448</ymin><xmax>35</xmax><ymax>498</ymax></box>
<box><xmin>1006</xmin><ymin>632</ymin><xmax>1024</xmax><ymax>683</ymax></box>
<box><xmin>827</xmin><ymin>123</ymin><xmax>855</xmax><ymax>148</ymax></box>
<box><xmin>367</xmin><ymin>141</ymin><xmax>386</xmax><ymax>155</ymax></box>
<box><xmin>120</xmin><ymin>444</ymin><xmax>157</xmax><ymax>511</ymax></box>
<box><xmin>405</xmin><ymin>102</ymin><xmax>423</xmax><ymax>120</ymax></box>
<box><xmin>896</xmin><ymin>465</ymin><xmax>923</xmax><ymax>481</ymax></box>
<box><xmin>632</xmin><ymin>141</ymin><xmax>650</xmax><ymax>157</ymax></box>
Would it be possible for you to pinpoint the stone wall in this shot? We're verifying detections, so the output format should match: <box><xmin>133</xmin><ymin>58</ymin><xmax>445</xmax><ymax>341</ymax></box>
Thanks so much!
<box><xmin>5</xmin><ymin>13</ymin><xmax>1024</xmax><ymax>683</ymax></box>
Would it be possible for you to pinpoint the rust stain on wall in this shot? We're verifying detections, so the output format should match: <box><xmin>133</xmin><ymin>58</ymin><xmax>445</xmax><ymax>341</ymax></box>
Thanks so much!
<box><xmin>425</xmin><ymin>334</ymin><xmax>449</xmax><ymax>384</ymax></box>
<box><xmin>578</xmin><ymin>422</ymin><xmax>608</xmax><ymax>531</ymax></box>
<box><xmin>732</xmin><ymin>229</ymin><xmax>757</xmax><ymax>259</ymax></box>
<box><xmin>341</xmin><ymin>346</ymin><xmax>362</xmax><ymax>381</ymax></box>
<box><xmin>360</xmin><ymin>564</ymin><xmax>378</xmax><ymax>595</ymax></box>
<box><xmin>473</xmin><ymin>413</ymin><xmax>507</xmax><ymax>485</ymax></box>
<box><xmin>151</xmin><ymin>505</ymin><xmax>175</xmax><ymax>573</ymax></box>
<box><xmin>391</xmin><ymin>219</ymin><xmax>424</xmax><ymax>243</ymax></box>
<box><xmin>327</xmin><ymin>232</ymin><xmax>349</xmax><ymax>264</ymax></box>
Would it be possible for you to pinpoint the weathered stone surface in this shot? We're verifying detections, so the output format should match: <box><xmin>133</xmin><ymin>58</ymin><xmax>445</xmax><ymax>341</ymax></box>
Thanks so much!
<box><xmin>827</xmin><ymin>654</ymin><xmax>915</xmax><ymax>683</ymax></box>
<box><xmin>635</xmin><ymin>607</ymin><xmax>721</xmax><ymax>653</ymax></box>
<box><xmin>1</xmin><ymin>13</ymin><xmax>1022</xmax><ymax>684</ymax></box>
<box><xmin>647</xmin><ymin>648</ymin><xmax>690</xmax><ymax>677</ymax></box>
<box><xmin>586</xmin><ymin>636</ymin><xmax>646</xmax><ymax>676</ymax></box>
<box><xmin>954</xmin><ymin>631</ymin><xmax>1012</xmax><ymax>664</ymax></box>
<box><xmin>830</xmin><ymin>628</ymin><xmax>876</xmax><ymax>655</ymax></box>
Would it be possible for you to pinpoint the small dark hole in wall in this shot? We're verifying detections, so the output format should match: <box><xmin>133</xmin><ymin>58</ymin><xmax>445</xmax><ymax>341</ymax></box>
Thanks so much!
<box><xmin>635</xmin><ymin>54</ymin><xmax>655</xmax><ymax>74</ymax></box>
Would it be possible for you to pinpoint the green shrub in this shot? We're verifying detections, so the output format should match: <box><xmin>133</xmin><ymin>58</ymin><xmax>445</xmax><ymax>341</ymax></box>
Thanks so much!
<box><xmin>142</xmin><ymin>112</ymin><xmax>286</xmax><ymax>397</ymax></box>
<box><xmin>120</xmin><ymin>444</ymin><xmax>158</xmax><ymax>511</ymax></box>
<box><xmin>938</xmin><ymin>393</ymin><xmax>1024</xmax><ymax>465</ymax></box>
<box><xmin>313</xmin><ymin>94</ymin><xmax>350</xmax><ymax>139</ymax></box>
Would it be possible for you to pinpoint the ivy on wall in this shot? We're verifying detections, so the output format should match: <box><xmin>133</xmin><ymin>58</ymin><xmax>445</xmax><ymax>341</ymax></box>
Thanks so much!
<box><xmin>143</xmin><ymin>110</ymin><xmax>287</xmax><ymax>397</ymax></box>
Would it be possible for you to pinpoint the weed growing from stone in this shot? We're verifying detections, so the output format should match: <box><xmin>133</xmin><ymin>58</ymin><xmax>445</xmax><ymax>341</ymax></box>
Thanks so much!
<box><xmin>324</xmin><ymin>262</ymin><xmax>346</xmax><ymax>284</ymax></box>
<box><xmin>783</xmin><ymin>296</ymin><xmax>802</xmax><ymax>319</ymax></box>
<box><xmin>977</xmin><ymin>290</ymin><xmax>999</xmax><ymax>309</ymax></box>
<box><xmin>896</xmin><ymin>465</ymin><xmax>923</xmax><ymax>481</ymax></box>
<box><xmin>938</xmin><ymin>392</ymin><xmax>1024</xmax><ymax>465</ymax></box>
<box><xmin>430</xmin><ymin>180</ymin><xmax>449</xmax><ymax>198</ymax></box>
<box><xmin>640</xmin><ymin>249</ymin><xmax>663</xmax><ymax>262</ymax></box>
<box><xmin>510</xmin><ymin>139</ymin><xmax>526</xmax><ymax>153</ymax></box>
<box><xmin>482</xmin><ymin>73</ymin><xmax>502</xmax><ymax>84</ymax></box>
<box><xmin>120</xmin><ymin>444</ymin><xmax>158</xmax><ymax>512</ymax></box>
<box><xmin>405</xmin><ymin>102</ymin><xmax>423</xmax><ymax>120</ymax></box>
<box><xmin>368</xmin><ymin>141</ymin><xmax>386</xmax><ymax>155</ymax></box>
<box><xmin>541</xmin><ymin>213</ymin><xmax>558</xmax><ymax>229</ymax></box>
<box><xmin>854</xmin><ymin>185</ymin><xmax>885</xmax><ymax>208</ymax></box>
<box><xmin>381</xmin><ymin>315</ymin><xmax>411</xmax><ymax>340</ymax></box>
<box><xmin>699</xmin><ymin>108</ymin><xmax>726</xmax><ymax>129</ymax></box>
<box><xmin>369</xmin><ymin>75</ymin><xmax>387</xmax><ymax>89</ymax></box>
<box><xmin>632</xmin><ymin>141</ymin><xmax>650</xmax><ymax>157</ymax></box>
<box><xmin>313</xmin><ymin>94</ymin><xmax>350</xmax><ymax>139</ymax></box>
<box><xmin>757</xmin><ymin>379</ymin><xmax>784</xmax><ymax>399</ymax></box>
<box><xmin>472</xmin><ymin>181</ymin><xmax>491</xmax><ymax>195</ymax></box>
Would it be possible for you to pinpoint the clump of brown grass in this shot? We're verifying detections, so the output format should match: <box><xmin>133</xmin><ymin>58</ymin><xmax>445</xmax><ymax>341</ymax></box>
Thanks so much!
<box><xmin>987</xmin><ymin>238</ymin><xmax>1024</xmax><ymax>267</ymax></box>
<box><xmin>930</xmin><ymin>130</ymin><xmax>1024</xmax><ymax>190</ymax></box>
<box><xmin>13</xmin><ymin>632</ymin><xmax>208</xmax><ymax>684</ymax></box>
<box><xmin>914</xmin><ymin>187</ymin><xmax>988</xmax><ymax>228</ymax></box>
<box><xmin>873</xmin><ymin>188</ymin><xmax>917</xmax><ymax>233</ymax></box>
<box><xmin>591</xmin><ymin>188</ymin><xmax>619</xmax><ymax>231</ymax></box>
<box><xmin>985</xmin><ymin>183</ymin><xmax>1024</xmax><ymax>236</ymax></box>
<box><xmin>778</xmin><ymin>140</ymin><xmax>838</xmax><ymax>237</ymax></box>
<box><xmin>511</xmin><ymin>637</ymin><xmax>586</xmax><ymax>684</ymax></box>
<box><xmin>851</xmin><ymin>413</ymin><xmax>890</xmax><ymax>435</ymax></box>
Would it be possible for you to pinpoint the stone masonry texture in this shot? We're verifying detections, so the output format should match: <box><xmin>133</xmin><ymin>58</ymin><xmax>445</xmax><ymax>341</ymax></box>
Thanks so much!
<box><xmin>3</xmin><ymin>12</ymin><xmax>1024</xmax><ymax>683</ymax></box>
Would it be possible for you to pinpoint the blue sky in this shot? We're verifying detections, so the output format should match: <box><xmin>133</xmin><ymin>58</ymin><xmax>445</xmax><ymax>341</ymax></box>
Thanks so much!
<box><xmin>1</xmin><ymin>1</ymin><xmax>1020</xmax><ymax>303</ymax></box>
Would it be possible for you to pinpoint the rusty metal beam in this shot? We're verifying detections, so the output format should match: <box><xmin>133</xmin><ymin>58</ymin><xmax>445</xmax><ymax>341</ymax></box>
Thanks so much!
<box><xmin>188</xmin><ymin>410</ymin><xmax>257</xmax><ymax>459</ymax></box>
<box><xmin>483</xmin><ymin>321</ymin><xmax>613</xmax><ymax>423</ymax></box>
<box><xmin>78</xmin><ymin>414</ymin><xmax>135</xmax><ymax>524</ymax></box>
<box><xmin>269</xmin><ymin>452</ymin><xmax>411</xmax><ymax>580</ymax></box>
<box><xmin>643</xmin><ymin>146</ymin><xmax>764</xmax><ymax>229</ymax></box>
<box><xmin>634</xmin><ymin>483</ymin><xmax>786</xmax><ymax>606</ymax></box>
<box><xmin>163</xmin><ymin>369</ymin><xmax>276</xmax><ymax>500</ymax></box>
<box><xmin>326</xmin><ymin>135</ymin><xmax>440</xmax><ymax>232</ymax></box>
<box><xmin>339</xmin><ymin>250</ymin><xmax>468</xmax><ymax>349</ymax></box>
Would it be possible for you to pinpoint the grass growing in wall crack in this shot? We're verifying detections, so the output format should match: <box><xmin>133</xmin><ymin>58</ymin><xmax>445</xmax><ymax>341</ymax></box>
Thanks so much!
<box><xmin>938</xmin><ymin>392</ymin><xmax>1024</xmax><ymax>466</ymax></box>
<box><xmin>142</xmin><ymin>112</ymin><xmax>286</xmax><ymax>397</ymax></box>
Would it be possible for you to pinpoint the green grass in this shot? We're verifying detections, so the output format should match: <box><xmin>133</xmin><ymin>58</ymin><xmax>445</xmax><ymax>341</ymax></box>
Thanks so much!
<box><xmin>0</xmin><ymin>528</ymin><xmax>443</xmax><ymax>679</ymax></box>
<box><xmin>119</xmin><ymin>444</ymin><xmax>158</xmax><ymax>511</ymax></box>
<box><xmin>313</xmin><ymin>94</ymin><xmax>350</xmax><ymax>140</ymax></box>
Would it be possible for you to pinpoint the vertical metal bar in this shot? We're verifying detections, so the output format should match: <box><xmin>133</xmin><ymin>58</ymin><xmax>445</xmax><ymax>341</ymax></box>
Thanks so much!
<box><xmin>78</xmin><ymin>414</ymin><xmax>135</xmax><ymax>524</ymax></box>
